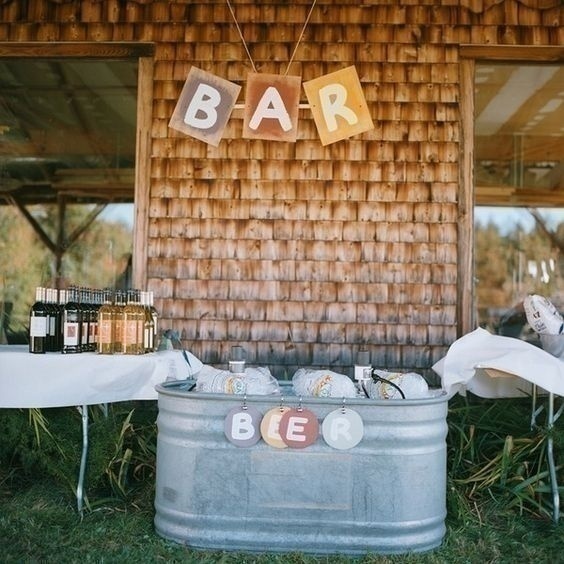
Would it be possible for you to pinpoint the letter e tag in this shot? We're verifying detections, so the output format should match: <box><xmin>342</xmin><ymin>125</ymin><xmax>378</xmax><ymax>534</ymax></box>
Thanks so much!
<box><xmin>279</xmin><ymin>408</ymin><xmax>319</xmax><ymax>449</ymax></box>
<box><xmin>261</xmin><ymin>407</ymin><xmax>292</xmax><ymax>449</ymax></box>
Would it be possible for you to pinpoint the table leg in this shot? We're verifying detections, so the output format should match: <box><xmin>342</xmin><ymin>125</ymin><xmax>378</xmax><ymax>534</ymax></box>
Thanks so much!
<box><xmin>76</xmin><ymin>404</ymin><xmax>88</xmax><ymax>513</ymax></box>
<box><xmin>547</xmin><ymin>393</ymin><xmax>560</xmax><ymax>523</ymax></box>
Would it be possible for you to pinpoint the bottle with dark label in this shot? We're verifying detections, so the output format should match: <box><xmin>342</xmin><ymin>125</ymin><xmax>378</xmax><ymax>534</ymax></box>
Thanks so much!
<box><xmin>29</xmin><ymin>286</ymin><xmax>48</xmax><ymax>354</ymax></box>
<box><xmin>91</xmin><ymin>289</ymin><xmax>101</xmax><ymax>352</ymax></box>
<box><xmin>62</xmin><ymin>286</ymin><xmax>81</xmax><ymax>354</ymax></box>
<box><xmin>44</xmin><ymin>288</ymin><xmax>59</xmax><ymax>352</ymax></box>
<box><xmin>86</xmin><ymin>288</ymin><xmax>97</xmax><ymax>352</ymax></box>
<box><xmin>78</xmin><ymin>287</ymin><xmax>90</xmax><ymax>353</ymax></box>
<box><xmin>57</xmin><ymin>288</ymin><xmax>66</xmax><ymax>351</ymax></box>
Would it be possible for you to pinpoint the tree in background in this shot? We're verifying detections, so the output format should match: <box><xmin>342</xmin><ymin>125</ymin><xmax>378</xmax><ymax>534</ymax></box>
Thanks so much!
<box><xmin>475</xmin><ymin>212</ymin><xmax>564</xmax><ymax>334</ymax></box>
<box><xmin>0</xmin><ymin>204</ymin><xmax>132</xmax><ymax>343</ymax></box>
<box><xmin>475</xmin><ymin>222</ymin><xmax>511</xmax><ymax>310</ymax></box>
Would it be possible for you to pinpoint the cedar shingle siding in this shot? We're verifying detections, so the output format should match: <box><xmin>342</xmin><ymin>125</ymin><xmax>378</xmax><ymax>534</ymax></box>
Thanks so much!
<box><xmin>1</xmin><ymin>0</ymin><xmax>562</xmax><ymax>378</ymax></box>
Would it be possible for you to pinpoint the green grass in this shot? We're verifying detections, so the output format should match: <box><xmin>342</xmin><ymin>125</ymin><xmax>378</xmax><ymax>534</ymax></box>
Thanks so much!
<box><xmin>1</xmin><ymin>397</ymin><xmax>564</xmax><ymax>563</ymax></box>
<box><xmin>1</xmin><ymin>476</ymin><xmax>563</xmax><ymax>563</ymax></box>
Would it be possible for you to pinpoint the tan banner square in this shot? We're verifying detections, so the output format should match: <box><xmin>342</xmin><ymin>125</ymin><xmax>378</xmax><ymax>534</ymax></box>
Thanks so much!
<box><xmin>169</xmin><ymin>66</ymin><xmax>241</xmax><ymax>147</ymax></box>
<box><xmin>243</xmin><ymin>73</ymin><xmax>301</xmax><ymax>142</ymax></box>
<box><xmin>303</xmin><ymin>66</ymin><xmax>374</xmax><ymax>146</ymax></box>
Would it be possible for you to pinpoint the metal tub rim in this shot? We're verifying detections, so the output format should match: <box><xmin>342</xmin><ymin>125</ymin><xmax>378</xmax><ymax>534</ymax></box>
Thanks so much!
<box><xmin>156</xmin><ymin>380</ymin><xmax>447</xmax><ymax>408</ymax></box>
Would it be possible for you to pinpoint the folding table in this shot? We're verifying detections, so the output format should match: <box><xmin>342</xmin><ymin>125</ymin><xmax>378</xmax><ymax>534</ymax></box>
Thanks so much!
<box><xmin>0</xmin><ymin>345</ymin><xmax>199</xmax><ymax>512</ymax></box>
<box><xmin>434</xmin><ymin>327</ymin><xmax>564</xmax><ymax>523</ymax></box>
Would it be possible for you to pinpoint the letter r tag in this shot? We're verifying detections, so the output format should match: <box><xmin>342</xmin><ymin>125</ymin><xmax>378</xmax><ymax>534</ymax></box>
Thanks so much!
<box><xmin>321</xmin><ymin>408</ymin><xmax>364</xmax><ymax>450</ymax></box>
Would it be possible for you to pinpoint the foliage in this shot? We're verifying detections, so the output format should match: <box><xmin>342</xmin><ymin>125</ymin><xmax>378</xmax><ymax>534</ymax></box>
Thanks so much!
<box><xmin>1</xmin><ymin>396</ymin><xmax>564</xmax><ymax>561</ymax></box>
<box><xmin>0</xmin><ymin>204</ymin><xmax>132</xmax><ymax>342</ymax></box>
<box><xmin>447</xmin><ymin>394</ymin><xmax>562</xmax><ymax>521</ymax></box>
<box><xmin>1</xmin><ymin>471</ymin><xmax>564</xmax><ymax>563</ymax></box>
<box><xmin>0</xmin><ymin>207</ymin><xmax>46</xmax><ymax>339</ymax></box>
<box><xmin>474</xmin><ymin>213</ymin><xmax>564</xmax><ymax>331</ymax></box>
<box><xmin>0</xmin><ymin>401</ymin><xmax>158</xmax><ymax>506</ymax></box>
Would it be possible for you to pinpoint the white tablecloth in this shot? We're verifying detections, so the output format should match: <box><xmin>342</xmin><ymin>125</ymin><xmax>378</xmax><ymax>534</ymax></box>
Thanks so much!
<box><xmin>433</xmin><ymin>327</ymin><xmax>564</xmax><ymax>399</ymax></box>
<box><xmin>0</xmin><ymin>346</ymin><xmax>202</xmax><ymax>408</ymax></box>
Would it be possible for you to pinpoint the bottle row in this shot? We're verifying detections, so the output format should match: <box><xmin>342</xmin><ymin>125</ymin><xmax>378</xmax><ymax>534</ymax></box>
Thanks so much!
<box><xmin>29</xmin><ymin>286</ymin><xmax>159</xmax><ymax>355</ymax></box>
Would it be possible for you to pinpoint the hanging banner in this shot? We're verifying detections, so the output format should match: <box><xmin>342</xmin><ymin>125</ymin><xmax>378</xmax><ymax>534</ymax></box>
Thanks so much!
<box><xmin>303</xmin><ymin>65</ymin><xmax>374</xmax><ymax>146</ymax></box>
<box><xmin>168</xmin><ymin>66</ymin><xmax>374</xmax><ymax>146</ymax></box>
<box><xmin>242</xmin><ymin>73</ymin><xmax>302</xmax><ymax>142</ymax></box>
<box><xmin>169</xmin><ymin>66</ymin><xmax>241</xmax><ymax>147</ymax></box>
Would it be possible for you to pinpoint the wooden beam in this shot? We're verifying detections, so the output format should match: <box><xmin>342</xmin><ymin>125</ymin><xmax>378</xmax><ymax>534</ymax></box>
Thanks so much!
<box><xmin>0</xmin><ymin>42</ymin><xmax>155</xmax><ymax>58</ymax></box>
<box><xmin>10</xmin><ymin>196</ymin><xmax>58</xmax><ymax>254</ymax></box>
<box><xmin>460</xmin><ymin>45</ymin><xmax>564</xmax><ymax>62</ymax></box>
<box><xmin>459</xmin><ymin>58</ymin><xmax>475</xmax><ymax>336</ymax></box>
<box><xmin>132</xmin><ymin>57</ymin><xmax>154</xmax><ymax>291</ymax></box>
<box><xmin>476</xmin><ymin>186</ymin><xmax>564</xmax><ymax>207</ymax></box>
<box><xmin>475</xmin><ymin>135</ymin><xmax>564</xmax><ymax>162</ymax></box>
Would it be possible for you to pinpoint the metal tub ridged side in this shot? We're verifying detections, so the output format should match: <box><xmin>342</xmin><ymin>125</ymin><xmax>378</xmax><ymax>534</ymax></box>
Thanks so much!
<box><xmin>154</xmin><ymin>383</ymin><xmax>448</xmax><ymax>555</ymax></box>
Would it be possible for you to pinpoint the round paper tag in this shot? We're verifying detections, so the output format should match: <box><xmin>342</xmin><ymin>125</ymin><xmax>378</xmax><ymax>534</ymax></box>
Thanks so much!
<box><xmin>260</xmin><ymin>407</ymin><xmax>292</xmax><ymax>449</ymax></box>
<box><xmin>224</xmin><ymin>406</ymin><xmax>262</xmax><ymax>447</ymax></box>
<box><xmin>322</xmin><ymin>408</ymin><xmax>364</xmax><ymax>450</ymax></box>
<box><xmin>278</xmin><ymin>408</ymin><xmax>319</xmax><ymax>449</ymax></box>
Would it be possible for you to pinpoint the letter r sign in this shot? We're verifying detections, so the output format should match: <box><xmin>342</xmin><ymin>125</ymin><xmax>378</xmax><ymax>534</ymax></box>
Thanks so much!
<box><xmin>303</xmin><ymin>65</ymin><xmax>374</xmax><ymax>146</ymax></box>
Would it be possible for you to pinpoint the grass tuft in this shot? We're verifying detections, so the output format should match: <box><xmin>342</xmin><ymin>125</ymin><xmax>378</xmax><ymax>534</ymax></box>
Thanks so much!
<box><xmin>1</xmin><ymin>396</ymin><xmax>563</xmax><ymax>562</ymax></box>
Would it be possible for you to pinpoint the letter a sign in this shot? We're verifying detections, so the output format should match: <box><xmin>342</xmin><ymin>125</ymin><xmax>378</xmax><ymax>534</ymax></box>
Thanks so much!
<box><xmin>169</xmin><ymin>66</ymin><xmax>241</xmax><ymax>147</ymax></box>
<box><xmin>243</xmin><ymin>73</ymin><xmax>301</xmax><ymax>142</ymax></box>
<box><xmin>303</xmin><ymin>66</ymin><xmax>374</xmax><ymax>146</ymax></box>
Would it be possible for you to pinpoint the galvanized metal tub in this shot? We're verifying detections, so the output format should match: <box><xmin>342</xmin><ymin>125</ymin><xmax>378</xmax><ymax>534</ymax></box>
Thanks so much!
<box><xmin>154</xmin><ymin>381</ymin><xmax>448</xmax><ymax>555</ymax></box>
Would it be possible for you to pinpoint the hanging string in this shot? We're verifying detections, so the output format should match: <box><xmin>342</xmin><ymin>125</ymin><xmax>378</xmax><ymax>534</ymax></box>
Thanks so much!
<box><xmin>225</xmin><ymin>0</ymin><xmax>258</xmax><ymax>73</ymax></box>
<box><xmin>225</xmin><ymin>0</ymin><xmax>318</xmax><ymax>76</ymax></box>
<box><xmin>284</xmin><ymin>0</ymin><xmax>317</xmax><ymax>76</ymax></box>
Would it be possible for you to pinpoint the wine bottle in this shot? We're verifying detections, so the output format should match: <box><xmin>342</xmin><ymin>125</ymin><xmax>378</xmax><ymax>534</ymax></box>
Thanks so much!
<box><xmin>142</xmin><ymin>291</ymin><xmax>155</xmax><ymax>353</ymax></box>
<box><xmin>123</xmin><ymin>289</ymin><xmax>139</xmax><ymax>355</ymax></box>
<box><xmin>57</xmin><ymin>288</ymin><xmax>66</xmax><ymax>351</ymax></box>
<box><xmin>113</xmin><ymin>290</ymin><xmax>125</xmax><ymax>354</ymax></box>
<box><xmin>94</xmin><ymin>288</ymin><xmax>102</xmax><ymax>351</ymax></box>
<box><xmin>148</xmin><ymin>290</ymin><xmax>158</xmax><ymax>351</ymax></box>
<box><xmin>45</xmin><ymin>288</ymin><xmax>59</xmax><ymax>352</ymax></box>
<box><xmin>87</xmin><ymin>288</ymin><xmax>98</xmax><ymax>352</ymax></box>
<box><xmin>134</xmin><ymin>289</ymin><xmax>145</xmax><ymax>355</ymax></box>
<box><xmin>62</xmin><ymin>286</ymin><xmax>81</xmax><ymax>354</ymax></box>
<box><xmin>78</xmin><ymin>287</ymin><xmax>90</xmax><ymax>353</ymax></box>
<box><xmin>98</xmin><ymin>289</ymin><xmax>114</xmax><ymax>354</ymax></box>
<box><xmin>29</xmin><ymin>286</ymin><xmax>48</xmax><ymax>354</ymax></box>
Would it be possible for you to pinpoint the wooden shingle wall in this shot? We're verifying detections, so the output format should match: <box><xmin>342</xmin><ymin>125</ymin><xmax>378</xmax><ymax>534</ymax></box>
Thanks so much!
<box><xmin>0</xmin><ymin>0</ymin><xmax>562</xmax><ymax>378</ymax></box>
